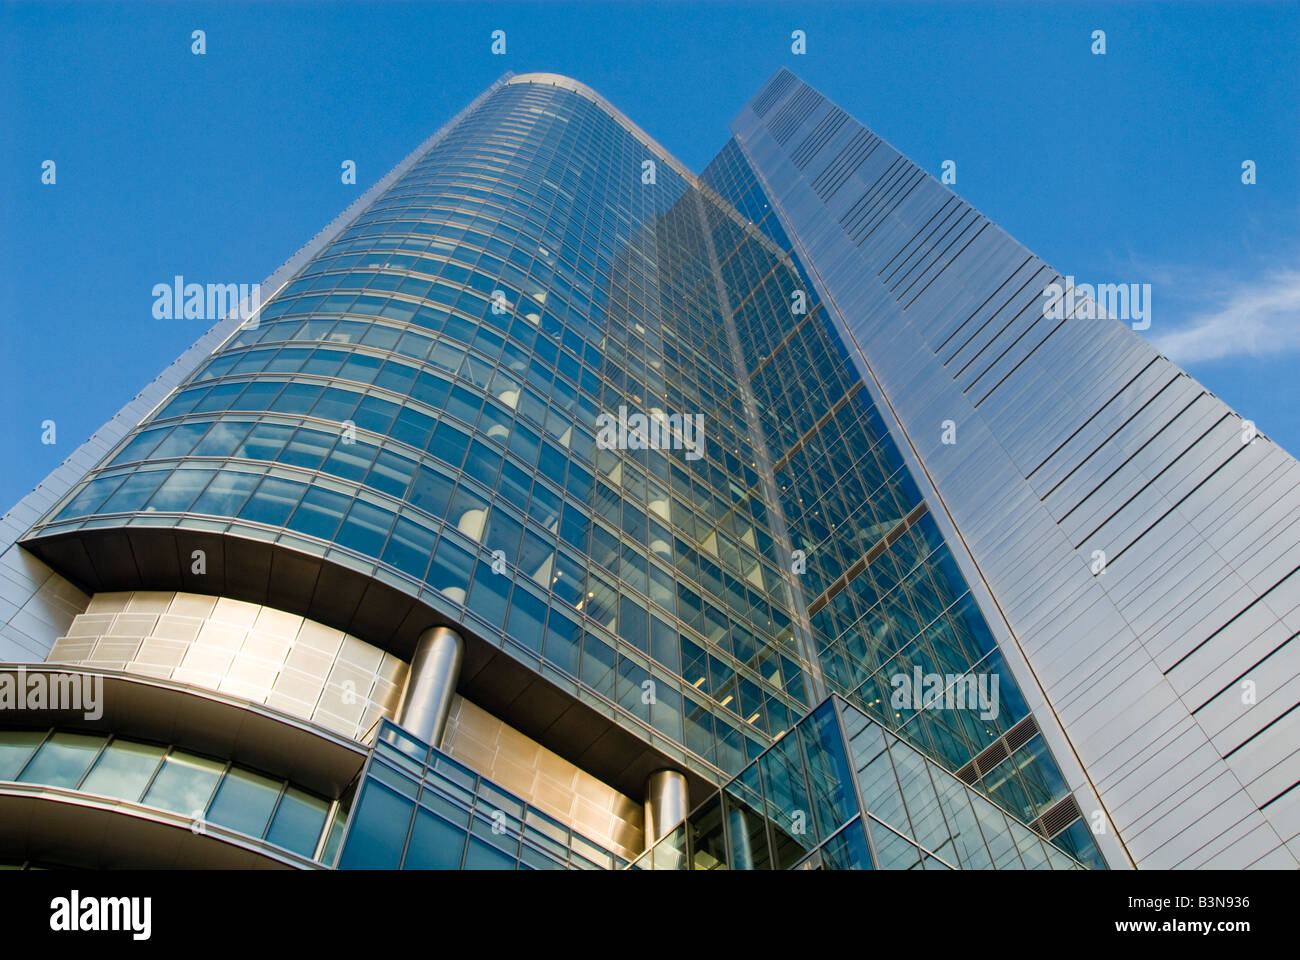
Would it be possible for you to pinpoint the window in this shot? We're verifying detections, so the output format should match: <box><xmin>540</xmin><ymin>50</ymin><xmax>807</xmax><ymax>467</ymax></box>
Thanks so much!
<box><xmin>0</xmin><ymin>731</ymin><xmax>47</xmax><ymax>780</ymax></box>
<box><xmin>205</xmin><ymin>764</ymin><xmax>284</xmax><ymax>842</ymax></box>
<box><xmin>80</xmin><ymin>739</ymin><xmax>166</xmax><ymax>801</ymax></box>
<box><xmin>16</xmin><ymin>732</ymin><xmax>102</xmax><ymax>788</ymax></box>
<box><xmin>142</xmin><ymin>750</ymin><xmax>225</xmax><ymax>816</ymax></box>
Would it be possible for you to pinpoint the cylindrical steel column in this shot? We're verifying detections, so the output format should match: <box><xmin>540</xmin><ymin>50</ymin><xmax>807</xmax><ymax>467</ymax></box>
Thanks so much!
<box><xmin>727</xmin><ymin>804</ymin><xmax>756</xmax><ymax>870</ymax></box>
<box><xmin>396</xmin><ymin>626</ymin><xmax>464</xmax><ymax>746</ymax></box>
<box><xmin>643</xmin><ymin>769</ymin><xmax>689</xmax><ymax>847</ymax></box>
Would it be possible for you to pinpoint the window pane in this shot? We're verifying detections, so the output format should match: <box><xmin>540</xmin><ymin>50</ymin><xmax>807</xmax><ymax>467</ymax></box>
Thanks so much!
<box><xmin>236</xmin><ymin>422</ymin><xmax>294</xmax><ymax>461</ymax></box>
<box><xmin>0</xmin><ymin>730</ymin><xmax>47</xmax><ymax>780</ymax></box>
<box><xmin>402</xmin><ymin>808</ymin><xmax>467</xmax><ymax>869</ymax></box>
<box><xmin>142</xmin><ymin>750</ymin><xmax>225</xmax><ymax>816</ymax></box>
<box><xmin>80</xmin><ymin>739</ymin><xmax>166</xmax><ymax>802</ymax></box>
<box><xmin>16</xmin><ymin>732</ymin><xmax>102</xmax><ymax>788</ymax></box>
<box><xmin>867</xmin><ymin>820</ymin><xmax>923</xmax><ymax>869</ymax></box>
<box><xmin>144</xmin><ymin>468</ymin><xmax>215</xmax><ymax>512</ymax></box>
<box><xmin>382</xmin><ymin>516</ymin><xmax>436</xmax><ymax>580</ymax></box>
<box><xmin>820</xmin><ymin>819</ymin><xmax>874</xmax><ymax>870</ymax></box>
<box><xmin>190</xmin><ymin>470</ymin><xmax>259</xmax><ymax>517</ymax></box>
<box><xmin>192</xmin><ymin>420</ymin><xmax>252</xmax><ymax>458</ymax></box>
<box><xmin>266</xmin><ymin>786</ymin><xmax>329</xmax><ymax>857</ymax></box>
<box><xmin>239</xmin><ymin>476</ymin><xmax>304</xmax><ymax>527</ymax></box>
<box><xmin>55</xmin><ymin>475</ymin><xmax>127</xmax><ymax>520</ymax></box>
<box><xmin>334</xmin><ymin>499</ymin><xmax>394</xmax><ymax>557</ymax></box>
<box><xmin>285</xmin><ymin>486</ymin><xmax>349</xmax><ymax>541</ymax></box>
<box><xmin>336</xmin><ymin>782</ymin><xmax>412</xmax><ymax>869</ymax></box>
<box><xmin>206</xmin><ymin>767</ymin><xmax>283</xmax><ymax>839</ymax></box>
<box><xmin>109</xmin><ymin>426</ymin><xmax>171</xmax><ymax>465</ymax></box>
<box><xmin>278</xmin><ymin>428</ymin><xmax>333</xmax><ymax>470</ymax></box>
<box><xmin>428</xmin><ymin>535</ymin><xmax>474</xmax><ymax>602</ymax></box>
<box><xmin>99</xmin><ymin>470</ymin><xmax>169</xmax><ymax>513</ymax></box>
<box><xmin>464</xmin><ymin>835</ymin><xmax>517</xmax><ymax>870</ymax></box>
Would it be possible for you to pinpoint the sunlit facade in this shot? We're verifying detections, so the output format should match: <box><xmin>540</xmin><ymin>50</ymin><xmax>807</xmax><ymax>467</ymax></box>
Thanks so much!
<box><xmin>1</xmin><ymin>70</ymin><xmax>1293</xmax><ymax>870</ymax></box>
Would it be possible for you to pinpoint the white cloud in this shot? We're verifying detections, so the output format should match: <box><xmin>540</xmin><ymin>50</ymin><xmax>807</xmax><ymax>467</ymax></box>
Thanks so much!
<box><xmin>1150</xmin><ymin>269</ymin><xmax>1300</xmax><ymax>364</ymax></box>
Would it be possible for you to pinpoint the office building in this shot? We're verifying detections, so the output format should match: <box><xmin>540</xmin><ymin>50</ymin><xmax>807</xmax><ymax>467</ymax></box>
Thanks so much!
<box><xmin>0</xmin><ymin>70</ymin><xmax>1294</xmax><ymax>870</ymax></box>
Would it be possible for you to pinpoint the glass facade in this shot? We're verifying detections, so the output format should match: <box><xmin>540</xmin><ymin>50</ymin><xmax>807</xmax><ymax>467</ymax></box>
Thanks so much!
<box><xmin>30</xmin><ymin>78</ymin><xmax>813</xmax><ymax>791</ymax></box>
<box><xmin>699</xmin><ymin>140</ymin><xmax>1104</xmax><ymax>866</ymax></box>
<box><xmin>630</xmin><ymin>697</ymin><xmax>1085</xmax><ymax>870</ymax></box>
<box><xmin>17</xmin><ymin>73</ymin><xmax>1110</xmax><ymax>869</ymax></box>
<box><xmin>334</xmin><ymin>720</ymin><xmax>628</xmax><ymax>870</ymax></box>
<box><xmin>0</xmin><ymin>727</ymin><xmax>336</xmax><ymax>862</ymax></box>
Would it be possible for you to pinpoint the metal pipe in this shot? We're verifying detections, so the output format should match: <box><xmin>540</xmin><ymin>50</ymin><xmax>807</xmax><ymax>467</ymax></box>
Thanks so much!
<box><xmin>395</xmin><ymin>626</ymin><xmax>463</xmax><ymax>746</ymax></box>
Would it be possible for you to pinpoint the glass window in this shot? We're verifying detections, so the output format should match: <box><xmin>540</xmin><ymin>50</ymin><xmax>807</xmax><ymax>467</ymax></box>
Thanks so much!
<box><xmin>55</xmin><ymin>475</ymin><xmax>127</xmax><ymax>520</ymax></box>
<box><xmin>930</xmin><ymin>773</ymin><xmax>993</xmax><ymax>869</ymax></box>
<box><xmin>408</xmin><ymin>466</ymin><xmax>454</xmax><ymax>518</ymax></box>
<box><xmin>236</xmin><ymin>422</ymin><xmax>294</xmax><ymax>461</ymax></box>
<box><xmin>192</xmin><ymin>420</ymin><xmax>252</xmax><ymax>458</ymax></box>
<box><xmin>240</xmin><ymin>475</ymin><xmax>304</xmax><ymax>527</ymax></box>
<box><xmin>467</xmin><ymin>559</ymin><xmax>510</xmax><ymax>628</ymax></box>
<box><xmin>353</xmin><ymin>395</ymin><xmax>397</xmax><ymax>434</ymax></box>
<box><xmin>207</xmin><ymin>768</ymin><xmax>284</xmax><ymax>840</ymax></box>
<box><xmin>391</xmin><ymin>407</ymin><xmax>435</xmax><ymax>449</ymax></box>
<box><xmin>156</xmin><ymin>386</ymin><xmax>208</xmax><ymax>418</ymax></box>
<box><xmin>275</xmin><ymin>383</ymin><xmax>325</xmax><ymax>415</ymax></box>
<box><xmin>464</xmin><ymin>834</ymin><xmax>517</xmax><ymax>870</ymax></box>
<box><xmin>186</xmin><ymin>383</ymin><xmax>241</xmax><ymax>415</ymax></box>
<box><xmin>16</xmin><ymin>732</ymin><xmax>102</xmax><ymax>788</ymax></box>
<box><xmin>430</xmin><ymin>420</ymin><xmax>471</xmax><ymax>471</ymax></box>
<box><xmin>286</xmin><ymin>486</ymin><xmax>350</xmax><ymax>541</ymax></box>
<box><xmin>324</xmin><ymin>440</ymin><xmax>377</xmax><ymax>483</ymax></box>
<box><xmin>335</xmin><ymin>499</ymin><xmax>394</xmax><ymax>557</ymax></box>
<box><xmin>98</xmin><ymin>470</ymin><xmax>170</xmax><ymax>514</ymax></box>
<box><xmin>312</xmin><ymin>388</ymin><xmax>361</xmax><ymax>423</ymax></box>
<box><xmin>0</xmin><ymin>730</ymin><xmax>48</xmax><ymax>780</ymax></box>
<box><xmin>505</xmin><ymin>586</ymin><xmax>547</xmax><ymax>653</ymax></box>
<box><xmin>278</xmin><ymin>427</ymin><xmax>334</xmax><ymax>470</ymax></box>
<box><xmin>797</xmin><ymin>701</ymin><xmax>859</xmax><ymax>838</ymax></box>
<box><xmin>382</xmin><ymin>515</ymin><xmax>436</xmax><ymax>580</ymax></box>
<box><xmin>109</xmin><ymin>425</ymin><xmax>171</xmax><ymax>465</ymax></box>
<box><xmin>429</xmin><ymin>535</ymin><xmax>475</xmax><ymax>602</ymax></box>
<box><xmin>190</xmin><ymin>469</ymin><xmax>259</xmax><ymax>517</ymax></box>
<box><xmin>721</xmin><ymin>791</ymin><xmax>770</xmax><ymax>870</ymax></box>
<box><xmin>336</xmin><ymin>781</ymin><xmax>412</xmax><ymax>869</ymax></box>
<box><xmin>150</xmin><ymin>421</ymin><xmax>213</xmax><ymax>458</ymax></box>
<box><xmin>144</xmin><ymin>468</ymin><xmax>215</xmax><ymax>513</ymax></box>
<box><xmin>819</xmin><ymin>819</ymin><xmax>874</xmax><ymax>870</ymax></box>
<box><xmin>142</xmin><ymin>750</ymin><xmax>225</xmax><ymax>816</ymax></box>
<box><xmin>866</xmin><ymin>819</ymin><xmax>923</xmax><ymax>869</ymax></box>
<box><xmin>231</xmin><ymin>380</ymin><xmax>285</xmax><ymax>411</ymax></box>
<box><xmin>80</xmin><ymin>739</ymin><xmax>166</xmax><ymax>801</ymax></box>
<box><xmin>544</xmin><ymin>609</ymin><xmax>581</xmax><ymax>676</ymax></box>
<box><xmin>266</xmin><ymin>786</ymin><xmax>329</xmax><ymax>857</ymax></box>
<box><xmin>367</xmin><ymin>450</ymin><xmax>416</xmax><ymax>499</ymax></box>
<box><xmin>403</xmin><ymin>808</ymin><xmax>468</xmax><ymax>869</ymax></box>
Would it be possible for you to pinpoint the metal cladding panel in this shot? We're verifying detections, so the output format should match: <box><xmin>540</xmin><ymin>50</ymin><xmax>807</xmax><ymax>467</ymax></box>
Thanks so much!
<box><xmin>735</xmin><ymin>69</ymin><xmax>1300</xmax><ymax>868</ymax></box>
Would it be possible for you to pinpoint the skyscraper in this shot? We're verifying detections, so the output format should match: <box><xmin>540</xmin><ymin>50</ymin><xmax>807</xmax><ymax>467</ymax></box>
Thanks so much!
<box><xmin>0</xmin><ymin>69</ymin><xmax>1294</xmax><ymax>870</ymax></box>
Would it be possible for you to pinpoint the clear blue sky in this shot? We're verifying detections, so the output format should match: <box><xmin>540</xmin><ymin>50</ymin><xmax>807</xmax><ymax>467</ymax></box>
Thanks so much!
<box><xmin>2</xmin><ymin>1</ymin><xmax>1297</xmax><ymax>512</ymax></box>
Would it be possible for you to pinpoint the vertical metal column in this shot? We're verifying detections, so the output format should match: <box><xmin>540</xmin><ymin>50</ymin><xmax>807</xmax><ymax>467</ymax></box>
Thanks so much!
<box><xmin>643</xmin><ymin>769</ymin><xmax>689</xmax><ymax>848</ymax></box>
<box><xmin>396</xmin><ymin>626</ymin><xmax>464</xmax><ymax>746</ymax></box>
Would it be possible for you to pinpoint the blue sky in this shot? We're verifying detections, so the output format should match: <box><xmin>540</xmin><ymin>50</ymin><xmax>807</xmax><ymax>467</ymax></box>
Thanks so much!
<box><xmin>2</xmin><ymin>1</ymin><xmax>1296</xmax><ymax>511</ymax></box>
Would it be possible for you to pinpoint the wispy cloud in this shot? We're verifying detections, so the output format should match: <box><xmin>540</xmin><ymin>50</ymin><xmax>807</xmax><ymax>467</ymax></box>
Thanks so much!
<box><xmin>1149</xmin><ymin>269</ymin><xmax>1300</xmax><ymax>365</ymax></box>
